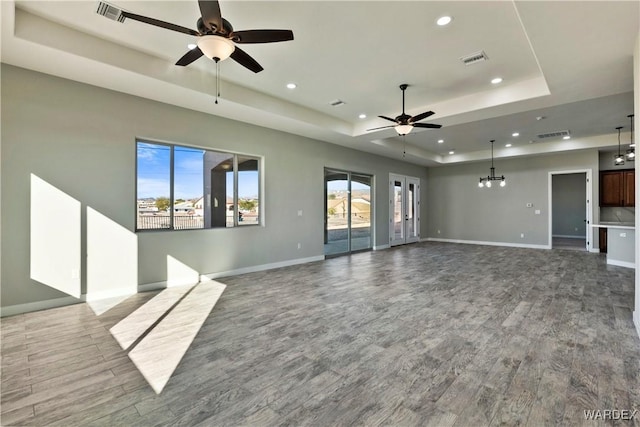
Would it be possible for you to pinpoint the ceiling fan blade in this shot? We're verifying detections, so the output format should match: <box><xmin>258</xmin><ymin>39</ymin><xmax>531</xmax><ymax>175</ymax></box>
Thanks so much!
<box><xmin>232</xmin><ymin>29</ymin><xmax>294</xmax><ymax>44</ymax></box>
<box><xmin>198</xmin><ymin>0</ymin><xmax>223</xmax><ymax>31</ymax></box>
<box><xmin>176</xmin><ymin>47</ymin><xmax>204</xmax><ymax>66</ymax></box>
<box><xmin>378</xmin><ymin>115</ymin><xmax>398</xmax><ymax>123</ymax></box>
<box><xmin>410</xmin><ymin>111</ymin><xmax>435</xmax><ymax>123</ymax></box>
<box><xmin>230</xmin><ymin>47</ymin><xmax>264</xmax><ymax>73</ymax></box>
<box><xmin>366</xmin><ymin>125</ymin><xmax>396</xmax><ymax>131</ymax></box>
<box><xmin>121</xmin><ymin>11</ymin><xmax>199</xmax><ymax>36</ymax></box>
<box><xmin>413</xmin><ymin>123</ymin><xmax>442</xmax><ymax>129</ymax></box>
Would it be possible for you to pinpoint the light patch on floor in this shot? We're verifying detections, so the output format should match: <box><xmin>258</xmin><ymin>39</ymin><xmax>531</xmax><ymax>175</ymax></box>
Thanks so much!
<box><xmin>127</xmin><ymin>279</ymin><xmax>226</xmax><ymax>394</ymax></box>
<box><xmin>109</xmin><ymin>284</ymin><xmax>195</xmax><ymax>350</ymax></box>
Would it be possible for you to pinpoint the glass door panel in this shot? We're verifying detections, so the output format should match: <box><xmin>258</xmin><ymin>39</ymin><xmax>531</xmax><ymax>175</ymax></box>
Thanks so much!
<box><xmin>406</xmin><ymin>177</ymin><xmax>420</xmax><ymax>243</ymax></box>
<box><xmin>351</xmin><ymin>174</ymin><xmax>372</xmax><ymax>252</ymax></box>
<box><xmin>393</xmin><ymin>180</ymin><xmax>404</xmax><ymax>241</ymax></box>
<box><xmin>325</xmin><ymin>170</ymin><xmax>350</xmax><ymax>256</ymax></box>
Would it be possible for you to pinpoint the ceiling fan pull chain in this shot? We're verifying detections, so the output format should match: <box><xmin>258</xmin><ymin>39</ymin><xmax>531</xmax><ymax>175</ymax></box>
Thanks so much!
<box><xmin>403</xmin><ymin>134</ymin><xmax>406</xmax><ymax>158</ymax></box>
<box><xmin>215</xmin><ymin>59</ymin><xmax>220</xmax><ymax>104</ymax></box>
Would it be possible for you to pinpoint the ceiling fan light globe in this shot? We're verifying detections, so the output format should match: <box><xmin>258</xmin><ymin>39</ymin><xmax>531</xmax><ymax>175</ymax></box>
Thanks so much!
<box><xmin>486</xmin><ymin>181</ymin><xmax>492</xmax><ymax>188</ymax></box>
<box><xmin>500</xmin><ymin>179</ymin><xmax>506</xmax><ymax>187</ymax></box>
<box><xmin>395</xmin><ymin>124</ymin><xmax>413</xmax><ymax>135</ymax></box>
<box><xmin>197</xmin><ymin>35</ymin><xmax>235</xmax><ymax>62</ymax></box>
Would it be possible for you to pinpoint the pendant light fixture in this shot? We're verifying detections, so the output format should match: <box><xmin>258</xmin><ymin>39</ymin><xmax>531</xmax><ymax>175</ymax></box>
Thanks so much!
<box><xmin>614</xmin><ymin>126</ymin><xmax>625</xmax><ymax>165</ymax></box>
<box><xmin>626</xmin><ymin>114</ymin><xmax>635</xmax><ymax>162</ymax></box>
<box><xmin>478</xmin><ymin>140</ymin><xmax>506</xmax><ymax>188</ymax></box>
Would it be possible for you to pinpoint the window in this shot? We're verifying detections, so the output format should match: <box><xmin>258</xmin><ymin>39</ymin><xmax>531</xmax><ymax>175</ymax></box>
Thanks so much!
<box><xmin>136</xmin><ymin>141</ymin><xmax>260</xmax><ymax>231</ymax></box>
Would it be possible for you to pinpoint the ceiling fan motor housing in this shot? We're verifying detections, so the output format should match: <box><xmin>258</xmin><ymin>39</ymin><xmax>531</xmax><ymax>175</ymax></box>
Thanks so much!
<box><xmin>197</xmin><ymin>17</ymin><xmax>233</xmax><ymax>36</ymax></box>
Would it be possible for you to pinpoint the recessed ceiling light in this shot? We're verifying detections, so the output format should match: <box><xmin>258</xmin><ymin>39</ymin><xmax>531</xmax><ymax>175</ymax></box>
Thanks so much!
<box><xmin>187</xmin><ymin>43</ymin><xmax>197</xmax><ymax>50</ymax></box>
<box><xmin>512</xmin><ymin>132</ymin><xmax>519</xmax><ymax>137</ymax></box>
<box><xmin>563</xmin><ymin>135</ymin><xmax>571</xmax><ymax>140</ymax></box>
<box><xmin>436</xmin><ymin>16</ymin><xmax>452</xmax><ymax>26</ymax></box>
<box><xmin>505</xmin><ymin>143</ymin><xmax>512</xmax><ymax>147</ymax></box>
<box><xmin>491</xmin><ymin>77</ymin><xmax>503</xmax><ymax>84</ymax></box>
<box><xmin>449</xmin><ymin>150</ymin><xmax>455</xmax><ymax>155</ymax></box>
<box><xmin>438</xmin><ymin>139</ymin><xmax>444</xmax><ymax>144</ymax></box>
<box><xmin>286</xmin><ymin>83</ymin><xmax>297</xmax><ymax>89</ymax></box>
<box><xmin>358</xmin><ymin>113</ymin><xmax>367</xmax><ymax>119</ymax></box>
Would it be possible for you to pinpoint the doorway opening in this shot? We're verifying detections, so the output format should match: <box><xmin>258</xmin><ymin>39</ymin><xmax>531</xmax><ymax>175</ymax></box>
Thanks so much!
<box><xmin>549</xmin><ymin>170</ymin><xmax>592</xmax><ymax>251</ymax></box>
<box><xmin>324</xmin><ymin>169</ymin><xmax>373</xmax><ymax>257</ymax></box>
<box><xmin>389</xmin><ymin>174</ymin><xmax>421</xmax><ymax>246</ymax></box>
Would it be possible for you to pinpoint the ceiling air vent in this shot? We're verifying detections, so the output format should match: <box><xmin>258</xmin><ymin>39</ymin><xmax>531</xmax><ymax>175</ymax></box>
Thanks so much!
<box><xmin>96</xmin><ymin>1</ymin><xmax>125</xmax><ymax>22</ymax></box>
<box><xmin>329</xmin><ymin>99</ymin><xmax>346</xmax><ymax>107</ymax></box>
<box><xmin>536</xmin><ymin>130</ymin><xmax>571</xmax><ymax>139</ymax></box>
<box><xmin>459</xmin><ymin>50</ymin><xmax>489</xmax><ymax>66</ymax></box>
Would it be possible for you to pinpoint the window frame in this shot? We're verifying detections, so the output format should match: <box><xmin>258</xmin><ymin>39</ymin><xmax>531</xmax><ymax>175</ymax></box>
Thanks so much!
<box><xmin>135</xmin><ymin>139</ymin><xmax>262</xmax><ymax>232</ymax></box>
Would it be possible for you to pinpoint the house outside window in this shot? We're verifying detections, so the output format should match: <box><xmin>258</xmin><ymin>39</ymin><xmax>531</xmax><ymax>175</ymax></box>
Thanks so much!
<box><xmin>136</xmin><ymin>141</ymin><xmax>260</xmax><ymax>231</ymax></box>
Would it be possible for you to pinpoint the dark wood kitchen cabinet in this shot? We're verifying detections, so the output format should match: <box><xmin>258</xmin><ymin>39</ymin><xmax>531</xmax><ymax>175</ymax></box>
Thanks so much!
<box><xmin>599</xmin><ymin>228</ymin><xmax>607</xmax><ymax>254</ymax></box>
<box><xmin>600</xmin><ymin>170</ymin><xmax>635</xmax><ymax>207</ymax></box>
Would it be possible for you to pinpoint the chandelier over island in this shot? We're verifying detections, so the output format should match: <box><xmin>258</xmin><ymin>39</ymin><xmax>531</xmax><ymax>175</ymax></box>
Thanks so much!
<box><xmin>478</xmin><ymin>140</ymin><xmax>506</xmax><ymax>188</ymax></box>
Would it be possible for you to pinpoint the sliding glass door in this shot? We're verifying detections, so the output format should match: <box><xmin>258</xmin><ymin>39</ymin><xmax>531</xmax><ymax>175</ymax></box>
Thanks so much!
<box><xmin>325</xmin><ymin>169</ymin><xmax>373</xmax><ymax>256</ymax></box>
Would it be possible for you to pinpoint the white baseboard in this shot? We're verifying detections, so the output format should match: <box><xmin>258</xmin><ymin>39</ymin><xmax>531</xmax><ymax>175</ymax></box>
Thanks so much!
<box><xmin>138</xmin><ymin>281</ymin><xmax>168</xmax><ymax>293</ymax></box>
<box><xmin>552</xmin><ymin>234</ymin><xmax>585</xmax><ymax>239</ymax></box>
<box><xmin>1</xmin><ymin>255</ymin><xmax>326</xmax><ymax>317</ymax></box>
<box><xmin>589</xmin><ymin>248</ymin><xmax>601</xmax><ymax>253</ymax></box>
<box><xmin>634</xmin><ymin>311</ymin><xmax>640</xmax><ymax>340</ymax></box>
<box><xmin>0</xmin><ymin>295</ymin><xmax>83</xmax><ymax>318</ymax></box>
<box><xmin>201</xmin><ymin>255</ymin><xmax>325</xmax><ymax>280</ymax></box>
<box><xmin>606</xmin><ymin>259</ymin><xmax>636</xmax><ymax>269</ymax></box>
<box><xmin>373</xmin><ymin>244</ymin><xmax>390</xmax><ymax>250</ymax></box>
<box><xmin>426</xmin><ymin>237</ymin><xmax>550</xmax><ymax>250</ymax></box>
<box><xmin>85</xmin><ymin>287</ymin><xmax>138</xmax><ymax>302</ymax></box>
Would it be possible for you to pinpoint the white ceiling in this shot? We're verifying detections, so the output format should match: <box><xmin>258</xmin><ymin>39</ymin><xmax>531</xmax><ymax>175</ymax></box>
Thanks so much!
<box><xmin>1</xmin><ymin>0</ymin><xmax>638</xmax><ymax>166</ymax></box>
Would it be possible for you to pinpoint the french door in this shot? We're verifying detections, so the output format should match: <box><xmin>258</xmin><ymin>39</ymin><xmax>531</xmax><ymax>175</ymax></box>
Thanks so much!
<box><xmin>389</xmin><ymin>174</ymin><xmax>420</xmax><ymax>246</ymax></box>
<box><xmin>324</xmin><ymin>169</ymin><xmax>373</xmax><ymax>256</ymax></box>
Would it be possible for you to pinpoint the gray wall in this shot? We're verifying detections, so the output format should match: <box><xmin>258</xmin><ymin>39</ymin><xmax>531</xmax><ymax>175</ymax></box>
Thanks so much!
<box><xmin>552</xmin><ymin>173</ymin><xmax>587</xmax><ymax>238</ymax></box>
<box><xmin>426</xmin><ymin>151</ymin><xmax>599</xmax><ymax>247</ymax></box>
<box><xmin>1</xmin><ymin>64</ymin><xmax>428</xmax><ymax>309</ymax></box>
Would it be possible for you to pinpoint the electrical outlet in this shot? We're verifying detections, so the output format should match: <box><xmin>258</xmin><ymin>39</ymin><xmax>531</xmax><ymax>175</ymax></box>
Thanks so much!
<box><xmin>298</xmin><ymin>210</ymin><xmax>303</xmax><ymax>216</ymax></box>
<box><xmin>437</xmin><ymin>229</ymin><xmax>441</xmax><ymax>234</ymax></box>
<box><xmin>297</xmin><ymin>243</ymin><xmax>301</xmax><ymax>249</ymax></box>
<box><xmin>520</xmin><ymin>233</ymin><xmax>525</xmax><ymax>238</ymax></box>
<box><xmin>620</xmin><ymin>233</ymin><xmax>627</xmax><ymax>238</ymax></box>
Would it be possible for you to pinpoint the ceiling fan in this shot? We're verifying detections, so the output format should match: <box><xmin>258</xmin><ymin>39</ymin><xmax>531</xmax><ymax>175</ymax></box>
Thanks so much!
<box><xmin>117</xmin><ymin>0</ymin><xmax>294</xmax><ymax>73</ymax></box>
<box><xmin>367</xmin><ymin>84</ymin><xmax>442</xmax><ymax>135</ymax></box>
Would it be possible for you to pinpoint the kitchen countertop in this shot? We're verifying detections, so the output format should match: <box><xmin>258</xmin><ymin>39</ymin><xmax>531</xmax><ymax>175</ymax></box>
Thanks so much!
<box><xmin>591</xmin><ymin>222</ymin><xmax>635</xmax><ymax>230</ymax></box>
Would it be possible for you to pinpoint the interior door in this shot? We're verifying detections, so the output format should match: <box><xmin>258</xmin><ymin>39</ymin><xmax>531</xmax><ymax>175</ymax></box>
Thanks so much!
<box><xmin>390</xmin><ymin>174</ymin><xmax>420</xmax><ymax>246</ymax></box>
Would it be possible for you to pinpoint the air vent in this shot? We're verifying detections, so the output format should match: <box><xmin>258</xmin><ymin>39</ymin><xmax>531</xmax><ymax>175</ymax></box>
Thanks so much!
<box><xmin>329</xmin><ymin>99</ymin><xmax>346</xmax><ymax>107</ymax></box>
<box><xmin>536</xmin><ymin>130</ymin><xmax>571</xmax><ymax>139</ymax></box>
<box><xmin>96</xmin><ymin>1</ymin><xmax>125</xmax><ymax>22</ymax></box>
<box><xmin>459</xmin><ymin>50</ymin><xmax>489</xmax><ymax>65</ymax></box>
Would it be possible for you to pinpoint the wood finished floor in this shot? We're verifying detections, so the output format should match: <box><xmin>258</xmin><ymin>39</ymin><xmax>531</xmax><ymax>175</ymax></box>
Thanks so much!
<box><xmin>1</xmin><ymin>242</ymin><xmax>639</xmax><ymax>426</ymax></box>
